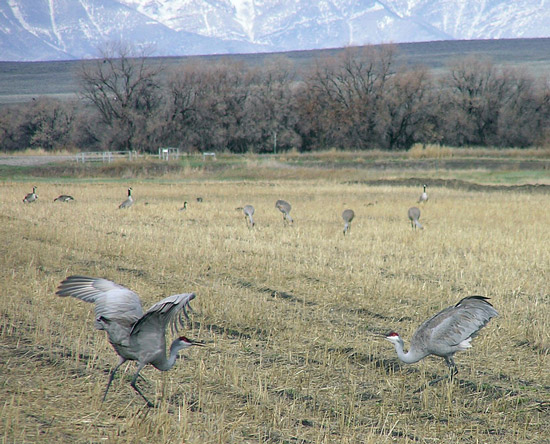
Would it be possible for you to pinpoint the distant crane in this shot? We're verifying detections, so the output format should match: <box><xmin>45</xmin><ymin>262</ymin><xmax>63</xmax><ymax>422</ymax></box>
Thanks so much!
<box><xmin>408</xmin><ymin>207</ymin><xmax>423</xmax><ymax>230</ymax></box>
<box><xmin>243</xmin><ymin>204</ymin><xmax>255</xmax><ymax>227</ymax></box>
<box><xmin>418</xmin><ymin>184</ymin><xmax>428</xmax><ymax>203</ymax></box>
<box><xmin>342</xmin><ymin>209</ymin><xmax>355</xmax><ymax>235</ymax></box>
<box><xmin>119</xmin><ymin>187</ymin><xmax>133</xmax><ymax>209</ymax></box>
<box><xmin>275</xmin><ymin>199</ymin><xmax>293</xmax><ymax>224</ymax></box>
<box><xmin>384</xmin><ymin>296</ymin><xmax>498</xmax><ymax>379</ymax></box>
<box><xmin>56</xmin><ymin>275</ymin><xmax>203</xmax><ymax>407</ymax></box>
<box><xmin>54</xmin><ymin>195</ymin><xmax>75</xmax><ymax>202</ymax></box>
<box><xmin>23</xmin><ymin>186</ymin><xmax>38</xmax><ymax>203</ymax></box>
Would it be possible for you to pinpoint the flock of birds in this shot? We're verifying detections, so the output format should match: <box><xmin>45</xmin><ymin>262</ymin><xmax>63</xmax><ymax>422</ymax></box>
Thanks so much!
<box><xmin>23</xmin><ymin>186</ymin><xmax>74</xmax><ymax>204</ymax></box>
<box><xmin>21</xmin><ymin>183</ymin><xmax>498</xmax><ymax>406</ymax></box>
<box><xmin>22</xmin><ymin>183</ymin><xmax>421</xmax><ymax>238</ymax></box>
<box><xmin>22</xmin><ymin>184</ymin><xmax>428</xmax><ymax>234</ymax></box>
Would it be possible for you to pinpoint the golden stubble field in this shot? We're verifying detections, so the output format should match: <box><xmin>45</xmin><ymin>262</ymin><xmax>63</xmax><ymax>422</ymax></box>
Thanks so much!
<box><xmin>0</xmin><ymin>179</ymin><xmax>548</xmax><ymax>443</ymax></box>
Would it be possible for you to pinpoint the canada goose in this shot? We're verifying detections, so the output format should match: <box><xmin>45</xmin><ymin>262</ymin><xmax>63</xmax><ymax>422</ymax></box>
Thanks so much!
<box><xmin>196</xmin><ymin>197</ymin><xmax>203</xmax><ymax>203</ymax></box>
<box><xmin>418</xmin><ymin>184</ymin><xmax>428</xmax><ymax>203</ymax></box>
<box><xmin>408</xmin><ymin>206</ymin><xmax>423</xmax><ymax>230</ymax></box>
<box><xmin>275</xmin><ymin>199</ymin><xmax>293</xmax><ymax>224</ymax></box>
<box><xmin>54</xmin><ymin>195</ymin><xmax>75</xmax><ymax>202</ymax></box>
<box><xmin>119</xmin><ymin>187</ymin><xmax>134</xmax><ymax>209</ymax></box>
<box><xmin>23</xmin><ymin>186</ymin><xmax>38</xmax><ymax>203</ymax></box>
<box><xmin>243</xmin><ymin>204</ymin><xmax>255</xmax><ymax>227</ymax></box>
<box><xmin>179</xmin><ymin>201</ymin><xmax>188</xmax><ymax>211</ymax></box>
<box><xmin>342</xmin><ymin>209</ymin><xmax>355</xmax><ymax>235</ymax></box>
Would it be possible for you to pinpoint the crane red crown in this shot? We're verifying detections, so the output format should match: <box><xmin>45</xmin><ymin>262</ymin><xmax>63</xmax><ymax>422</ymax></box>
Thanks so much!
<box><xmin>387</xmin><ymin>332</ymin><xmax>399</xmax><ymax>337</ymax></box>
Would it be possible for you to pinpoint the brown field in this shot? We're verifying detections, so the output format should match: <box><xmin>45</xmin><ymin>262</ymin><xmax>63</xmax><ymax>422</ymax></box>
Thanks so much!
<box><xmin>0</xmin><ymin>175</ymin><xmax>549</xmax><ymax>443</ymax></box>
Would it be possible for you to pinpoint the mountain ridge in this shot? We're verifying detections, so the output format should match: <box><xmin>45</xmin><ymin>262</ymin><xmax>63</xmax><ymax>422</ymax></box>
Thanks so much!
<box><xmin>1</xmin><ymin>0</ymin><xmax>549</xmax><ymax>61</ymax></box>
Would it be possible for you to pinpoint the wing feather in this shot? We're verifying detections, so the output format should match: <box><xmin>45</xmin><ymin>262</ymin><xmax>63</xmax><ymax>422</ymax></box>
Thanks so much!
<box><xmin>130</xmin><ymin>293</ymin><xmax>195</xmax><ymax>339</ymax></box>
<box><xmin>56</xmin><ymin>276</ymin><xmax>144</xmax><ymax>328</ymax></box>
<box><xmin>411</xmin><ymin>296</ymin><xmax>498</xmax><ymax>354</ymax></box>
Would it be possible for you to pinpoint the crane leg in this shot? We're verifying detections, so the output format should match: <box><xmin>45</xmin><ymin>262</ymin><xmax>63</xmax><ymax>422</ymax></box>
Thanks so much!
<box><xmin>445</xmin><ymin>356</ymin><xmax>458</xmax><ymax>377</ymax></box>
<box><xmin>103</xmin><ymin>357</ymin><xmax>126</xmax><ymax>402</ymax></box>
<box><xmin>130</xmin><ymin>366</ymin><xmax>155</xmax><ymax>408</ymax></box>
<box><xmin>416</xmin><ymin>358</ymin><xmax>459</xmax><ymax>392</ymax></box>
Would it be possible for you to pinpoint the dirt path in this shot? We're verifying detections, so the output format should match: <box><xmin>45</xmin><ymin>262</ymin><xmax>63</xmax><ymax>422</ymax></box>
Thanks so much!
<box><xmin>0</xmin><ymin>155</ymin><xmax>74</xmax><ymax>166</ymax></box>
<box><xmin>353</xmin><ymin>177</ymin><xmax>550</xmax><ymax>193</ymax></box>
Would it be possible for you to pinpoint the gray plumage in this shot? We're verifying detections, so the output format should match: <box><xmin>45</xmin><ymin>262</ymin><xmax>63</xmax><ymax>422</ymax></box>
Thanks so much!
<box><xmin>342</xmin><ymin>209</ymin><xmax>355</xmax><ymax>235</ymax></box>
<box><xmin>385</xmin><ymin>296</ymin><xmax>498</xmax><ymax>374</ymax></box>
<box><xmin>408</xmin><ymin>206</ymin><xmax>423</xmax><ymax>230</ymax></box>
<box><xmin>243</xmin><ymin>204</ymin><xmax>255</xmax><ymax>227</ymax></box>
<box><xmin>54</xmin><ymin>195</ymin><xmax>75</xmax><ymax>202</ymax></box>
<box><xmin>23</xmin><ymin>186</ymin><xmax>38</xmax><ymax>203</ymax></box>
<box><xmin>119</xmin><ymin>187</ymin><xmax>133</xmax><ymax>209</ymax></box>
<box><xmin>56</xmin><ymin>275</ymin><xmax>202</xmax><ymax>407</ymax></box>
<box><xmin>275</xmin><ymin>199</ymin><xmax>293</xmax><ymax>223</ymax></box>
<box><xmin>418</xmin><ymin>184</ymin><xmax>428</xmax><ymax>203</ymax></box>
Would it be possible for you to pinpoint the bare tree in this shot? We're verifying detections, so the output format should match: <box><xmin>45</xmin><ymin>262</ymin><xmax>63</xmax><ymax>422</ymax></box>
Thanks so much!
<box><xmin>299</xmin><ymin>45</ymin><xmax>396</xmax><ymax>150</ymax></box>
<box><xmin>164</xmin><ymin>60</ymin><xmax>253</xmax><ymax>153</ymax></box>
<box><xmin>245</xmin><ymin>57</ymin><xmax>301</xmax><ymax>153</ymax></box>
<box><xmin>381</xmin><ymin>68</ymin><xmax>437</xmax><ymax>150</ymax></box>
<box><xmin>26</xmin><ymin>98</ymin><xmax>78</xmax><ymax>150</ymax></box>
<box><xmin>78</xmin><ymin>42</ymin><xmax>163</xmax><ymax>152</ymax></box>
<box><xmin>438</xmin><ymin>57</ymin><xmax>524</xmax><ymax>146</ymax></box>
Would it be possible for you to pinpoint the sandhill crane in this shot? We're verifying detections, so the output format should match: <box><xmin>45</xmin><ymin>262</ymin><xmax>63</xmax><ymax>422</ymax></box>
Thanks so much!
<box><xmin>56</xmin><ymin>276</ymin><xmax>202</xmax><ymax>407</ymax></box>
<box><xmin>179</xmin><ymin>201</ymin><xmax>188</xmax><ymax>211</ymax></box>
<box><xmin>54</xmin><ymin>195</ymin><xmax>75</xmax><ymax>202</ymax></box>
<box><xmin>243</xmin><ymin>204</ymin><xmax>255</xmax><ymax>227</ymax></box>
<box><xmin>408</xmin><ymin>207</ymin><xmax>423</xmax><ymax>230</ymax></box>
<box><xmin>342</xmin><ymin>209</ymin><xmax>355</xmax><ymax>235</ymax></box>
<box><xmin>23</xmin><ymin>186</ymin><xmax>38</xmax><ymax>203</ymax></box>
<box><xmin>418</xmin><ymin>184</ymin><xmax>428</xmax><ymax>203</ymax></box>
<box><xmin>275</xmin><ymin>199</ymin><xmax>293</xmax><ymax>224</ymax></box>
<box><xmin>119</xmin><ymin>187</ymin><xmax>133</xmax><ymax>209</ymax></box>
<box><xmin>384</xmin><ymin>296</ymin><xmax>497</xmax><ymax>379</ymax></box>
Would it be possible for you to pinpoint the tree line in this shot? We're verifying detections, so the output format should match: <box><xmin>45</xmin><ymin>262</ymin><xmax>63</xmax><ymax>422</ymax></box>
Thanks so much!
<box><xmin>1</xmin><ymin>44</ymin><xmax>550</xmax><ymax>153</ymax></box>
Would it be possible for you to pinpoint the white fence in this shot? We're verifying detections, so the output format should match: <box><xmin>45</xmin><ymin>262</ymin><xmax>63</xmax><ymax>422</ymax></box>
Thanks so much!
<box><xmin>76</xmin><ymin>150</ymin><xmax>138</xmax><ymax>163</ymax></box>
<box><xmin>74</xmin><ymin>149</ymin><xmax>218</xmax><ymax>163</ymax></box>
<box><xmin>159</xmin><ymin>147</ymin><xmax>181</xmax><ymax>160</ymax></box>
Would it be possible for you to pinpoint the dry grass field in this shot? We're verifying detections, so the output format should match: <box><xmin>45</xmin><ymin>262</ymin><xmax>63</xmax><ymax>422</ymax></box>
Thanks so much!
<box><xmin>0</xmin><ymin>177</ymin><xmax>549</xmax><ymax>443</ymax></box>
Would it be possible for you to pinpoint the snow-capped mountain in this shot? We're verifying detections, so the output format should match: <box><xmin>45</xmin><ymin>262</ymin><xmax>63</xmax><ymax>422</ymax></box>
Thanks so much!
<box><xmin>1</xmin><ymin>0</ymin><xmax>549</xmax><ymax>61</ymax></box>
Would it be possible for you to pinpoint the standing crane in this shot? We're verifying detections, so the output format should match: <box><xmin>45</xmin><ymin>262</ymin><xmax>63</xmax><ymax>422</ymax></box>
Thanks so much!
<box><xmin>408</xmin><ymin>207</ymin><xmax>423</xmax><ymax>230</ymax></box>
<box><xmin>384</xmin><ymin>296</ymin><xmax>497</xmax><ymax>379</ymax></box>
<box><xmin>342</xmin><ymin>209</ymin><xmax>355</xmax><ymax>235</ymax></box>
<box><xmin>119</xmin><ymin>187</ymin><xmax>133</xmax><ymax>209</ymax></box>
<box><xmin>23</xmin><ymin>186</ymin><xmax>38</xmax><ymax>203</ymax></box>
<box><xmin>418</xmin><ymin>184</ymin><xmax>428</xmax><ymax>203</ymax></box>
<box><xmin>56</xmin><ymin>275</ymin><xmax>203</xmax><ymax>407</ymax></box>
<box><xmin>243</xmin><ymin>204</ymin><xmax>255</xmax><ymax>227</ymax></box>
<box><xmin>275</xmin><ymin>199</ymin><xmax>293</xmax><ymax>224</ymax></box>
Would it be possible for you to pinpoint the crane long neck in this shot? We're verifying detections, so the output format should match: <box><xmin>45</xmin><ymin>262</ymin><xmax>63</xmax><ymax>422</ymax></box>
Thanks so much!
<box><xmin>154</xmin><ymin>340</ymin><xmax>184</xmax><ymax>371</ymax></box>
<box><xmin>393</xmin><ymin>338</ymin><xmax>424</xmax><ymax>364</ymax></box>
